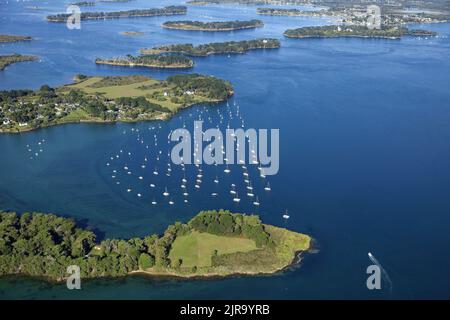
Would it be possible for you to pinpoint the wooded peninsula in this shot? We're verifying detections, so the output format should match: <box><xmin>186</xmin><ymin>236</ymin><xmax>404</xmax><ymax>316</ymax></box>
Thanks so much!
<box><xmin>95</xmin><ymin>55</ymin><xmax>194</xmax><ymax>69</ymax></box>
<box><xmin>140</xmin><ymin>39</ymin><xmax>280</xmax><ymax>56</ymax></box>
<box><xmin>46</xmin><ymin>6</ymin><xmax>187</xmax><ymax>22</ymax></box>
<box><xmin>0</xmin><ymin>34</ymin><xmax>32</xmax><ymax>43</ymax></box>
<box><xmin>0</xmin><ymin>74</ymin><xmax>233</xmax><ymax>133</ymax></box>
<box><xmin>284</xmin><ymin>25</ymin><xmax>437</xmax><ymax>39</ymax></box>
<box><xmin>162</xmin><ymin>19</ymin><xmax>264</xmax><ymax>31</ymax></box>
<box><xmin>0</xmin><ymin>54</ymin><xmax>38</xmax><ymax>71</ymax></box>
<box><xmin>0</xmin><ymin>210</ymin><xmax>311</xmax><ymax>281</ymax></box>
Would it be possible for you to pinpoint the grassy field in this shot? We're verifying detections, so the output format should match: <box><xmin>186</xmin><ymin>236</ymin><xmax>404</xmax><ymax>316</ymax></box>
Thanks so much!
<box><xmin>64</xmin><ymin>76</ymin><xmax>217</xmax><ymax>112</ymax></box>
<box><xmin>169</xmin><ymin>231</ymin><xmax>257</xmax><ymax>268</ymax></box>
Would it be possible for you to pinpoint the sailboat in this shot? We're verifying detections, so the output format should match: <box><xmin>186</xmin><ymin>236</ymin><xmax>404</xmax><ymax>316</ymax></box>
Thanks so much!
<box><xmin>224</xmin><ymin>164</ymin><xmax>231</xmax><ymax>173</ymax></box>
<box><xmin>214</xmin><ymin>176</ymin><xmax>219</xmax><ymax>184</ymax></box>
<box><xmin>151</xmin><ymin>199</ymin><xmax>157</xmax><ymax>205</ymax></box>
<box><xmin>233</xmin><ymin>192</ymin><xmax>241</xmax><ymax>203</ymax></box>
<box><xmin>264</xmin><ymin>182</ymin><xmax>271</xmax><ymax>191</ymax></box>
<box><xmin>169</xmin><ymin>199</ymin><xmax>174</xmax><ymax>205</ymax></box>
<box><xmin>253</xmin><ymin>197</ymin><xmax>260</xmax><ymax>206</ymax></box>
<box><xmin>282</xmin><ymin>210</ymin><xmax>290</xmax><ymax>220</ymax></box>
<box><xmin>163</xmin><ymin>188</ymin><xmax>169</xmax><ymax>197</ymax></box>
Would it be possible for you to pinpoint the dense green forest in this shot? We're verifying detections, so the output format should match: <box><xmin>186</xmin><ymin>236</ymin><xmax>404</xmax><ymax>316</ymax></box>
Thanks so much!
<box><xmin>284</xmin><ymin>25</ymin><xmax>437</xmax><ymax>39</ymax></box>
<box><xmin>95</xmin><ymin>54</ymin><xmax>194</xmax><ymax>69</ymax></box>
<box><xmin>47</xmin><ymin>6</ymin><xmax>187</xmax><ymax>22</ymax></box>
<box><xmin>143</xmin><ymin>39</ymin><xmax>280</xmax><ymax>56</ymax></box>
<box><xmin>163</xmin><ymin>19</ymin><xmax>263</xmax><ymax>31</ymax></box>
<box><xmin>167</xmin><ymin>74</ymin><xmax>233</xmax><ymax>100</ymax></box>
<box><xmin>0</xmin><ymin>210</ymin><xmax>282</xmax><ymax>280</ymax></box>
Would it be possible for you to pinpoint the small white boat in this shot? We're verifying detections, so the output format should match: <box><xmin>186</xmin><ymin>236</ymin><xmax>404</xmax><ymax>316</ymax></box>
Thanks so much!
<box><xmin>137</xmin><ymin>193</ymin><xmax>142</xmax><ymax>197</ymax></box>
<box><xmin>151</xmin><ymin>199</ymin><xmax>157</xmax><ymax>205</ymax></box>
<box><xmin>264</xmin><ymin>183</ymin><xmax>271</xmax><ymax>191</ymax></box>
<box><xmin>195</xmin><ymin>184</ymin><xmax>200</xmax><ymax>189</ymax></box>
<box><xmin>127</xmin><ymin>189</ymin><xmax>132</xmax><ymax>193</ymax></box>
<box><xmin>253</xmin><ymin>197</ymin><xmax>260</xmax><ymax>206</ymax></box>
<box><xmin>224</xmin><ymin>165</ymin><xmax>231</xmax><ymax>173</ymax></box>
<box><xmin>282</xmin><ymin>210</ymin><xmax>290</xmax><ymax>220</ymax></box>
<box><xmin>211</xmin><ymin>193</ymin><xmax>218</xmax><ymax>197</ymax></box>
<box><xmin>139</xmin><ymin>176</ymin><xmax>143</xmax><ymax>180</ymax></box>
<box><xmin>150</xmin><ymin>184</ymin><xmax>155</xmax><ymax>188</ymax></box>
<box><xmin>247</xmin><ymin>193</ymin><xmax>254</xmax><ymax>197</ymax></box>
<box><xmin>163</xmin><ymin>188</ymin><xmax>169</xmax><ymax>197</ymax></box>
<box><xmin>183</xmin><ymin>192</ymin><xmax>189</xmax><ymax>196</ymax></box>
<box><xmin>169</xmin><ymin>200</ymin><xmax>174</xmax><ymax>205</ymax></box>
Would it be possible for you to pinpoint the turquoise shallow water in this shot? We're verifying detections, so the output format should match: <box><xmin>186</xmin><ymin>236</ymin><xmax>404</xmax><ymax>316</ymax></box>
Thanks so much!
<box><xmin>1</xmin><ymin>0</ymin><xmax>450</xmax><ymax>299</ymax></box>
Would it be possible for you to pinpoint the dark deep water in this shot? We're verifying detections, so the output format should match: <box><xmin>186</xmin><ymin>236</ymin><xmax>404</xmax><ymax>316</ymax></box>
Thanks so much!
<box><xmin>1</xmin><ymin>0</ymin><xmax>450</xmax><ymax>299</ymax></box>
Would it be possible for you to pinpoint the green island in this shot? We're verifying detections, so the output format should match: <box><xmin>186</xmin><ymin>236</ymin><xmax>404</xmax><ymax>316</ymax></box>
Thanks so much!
<box><xmin>0</xmin><ymin>210</ymin><xmax>311</xmax><ymax>281</ymax></box>
<box><xmin>140</xmin><ymin>39</ymin><xmax>280</xmax><ymax>56</ymax></box>
<box><xmin>0</xmin><ymin>34</ymin><xmax>32</xmax><ymax>43</ymax></box>
<box><xmin>0</xmin><ymin>54</ymin><xmax>38</xmax><ymax>71</ymax></box>
<box><xmin>284</xmin><ymin>25</ymin><xmax>437</xmax><ymax>39</ymax></box>
<box><xmin>46</xmin><ymin>6</ymin><xmax>187</xmax><ymax>22</ymax></box>
<box><xmin>120</xmin><ymin>31</ymin><xmax>144</xmax><ymax>36</ymax></box>
<box><xmin>162</xmin><ymin>19</ymin><xmax>264</xmax><ymax>31</ymax></box>
<box><xmin>0</xmin><ymin>74</ymin><xmax>233</xmax><ymax>133</ymax></box>
<box><xmin>95</xmin><ymin>55</ymin><xmax>194</xmax><ymax>69</ymax></box>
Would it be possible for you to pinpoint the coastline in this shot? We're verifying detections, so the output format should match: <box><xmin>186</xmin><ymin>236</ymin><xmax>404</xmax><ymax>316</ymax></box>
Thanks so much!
<box><xmin>0</xmin><ymin>96</ymin><xmax>230</xmax><ymax>134</ymax></box>
<box><xmin>95</xmin><ymin>60</ymin><xmax>194</xmax><ymax>69</ymax></box>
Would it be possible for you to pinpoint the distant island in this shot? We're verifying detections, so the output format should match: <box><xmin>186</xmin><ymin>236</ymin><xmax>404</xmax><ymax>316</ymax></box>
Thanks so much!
<box><xmin>0</xmin><ymin>74</ymin><xmax>232</xmax><ymax>133</ymax></box>
<box><xmin>187</xmin><ymin>0</ymin><xmax>294</xmax><ymax>4</ymax></box>
<box><xmin>257</xmin><ymin>8</ymin><xmax>330</xmax><ymax>17</ymax></box>
<box><xmin>0</xmin><ymin>54</ymin><xmax>38</xmax><ymax>71</ymax></box>
<box><xmin>69</xmin><ymin>1</ymin><xmax>95</xmax><ymax>6</ymax></box>
<box><xmin>0</xmin><ymin>34</ymin><xmax>32</xmax><ymax>43</ymax></box>
<box><xmin>162</xmin><ymin>19</ymin><xmax>264</xmax><ymax>31</ymax></box>
<box><xmin>120</xmin><ymin>31</ymin><xmax>144</xmax><ymax>36</ymax></box>
<box><xmin>46</xmin><ymin>6</ymin><xmax>187</xmax><ymax>22</ymax></box>
<box><xmin>141</xmin><ymin>38</ymin><xmax>280</xmax><ymax>56</ymax></box>
<box><xmin>284</xmin><ymin>25</ymin><xmax>437</xmax><ymax>39</ymax></box>
<box><xmin>0</xmin><ymin>210</ymin><xmax>311</xmax><ymax>281</ymax></box>
<box><xmin>95</xmin><ymin>55</ymin><xmax>194</xmax><ymax>69</ymax></box>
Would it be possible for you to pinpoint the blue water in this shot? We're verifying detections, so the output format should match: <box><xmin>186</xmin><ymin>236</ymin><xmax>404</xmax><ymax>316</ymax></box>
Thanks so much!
<box><xmin>1</xmin><ymin>0</ymin><xmax>450</xmax><ymax>299</ymax></box>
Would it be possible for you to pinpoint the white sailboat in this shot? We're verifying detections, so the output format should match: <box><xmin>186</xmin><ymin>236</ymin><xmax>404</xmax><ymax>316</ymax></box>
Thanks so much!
<box><xmin>253</xmin><ymin>197</ymin><xmax>260</xmax><ymax>206</ymax></box>
<box><xmin>264</xmin><ymin>182</ymin><xmax>271</xmax><ymax>191</ymax></box>
<box><xmin>233</xmin><ymin>192</ymin><xmax>241</xmax><ymax>203</ymax></box>
<box><xmin>163</xmin><ymin>188</ymin><xmax>169</xmax><ymax>197</ymax></box>
<box><xmin>282</xmin><ymin>210</ymin><xmax>290</xmax><ymax>220</ymax></box>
